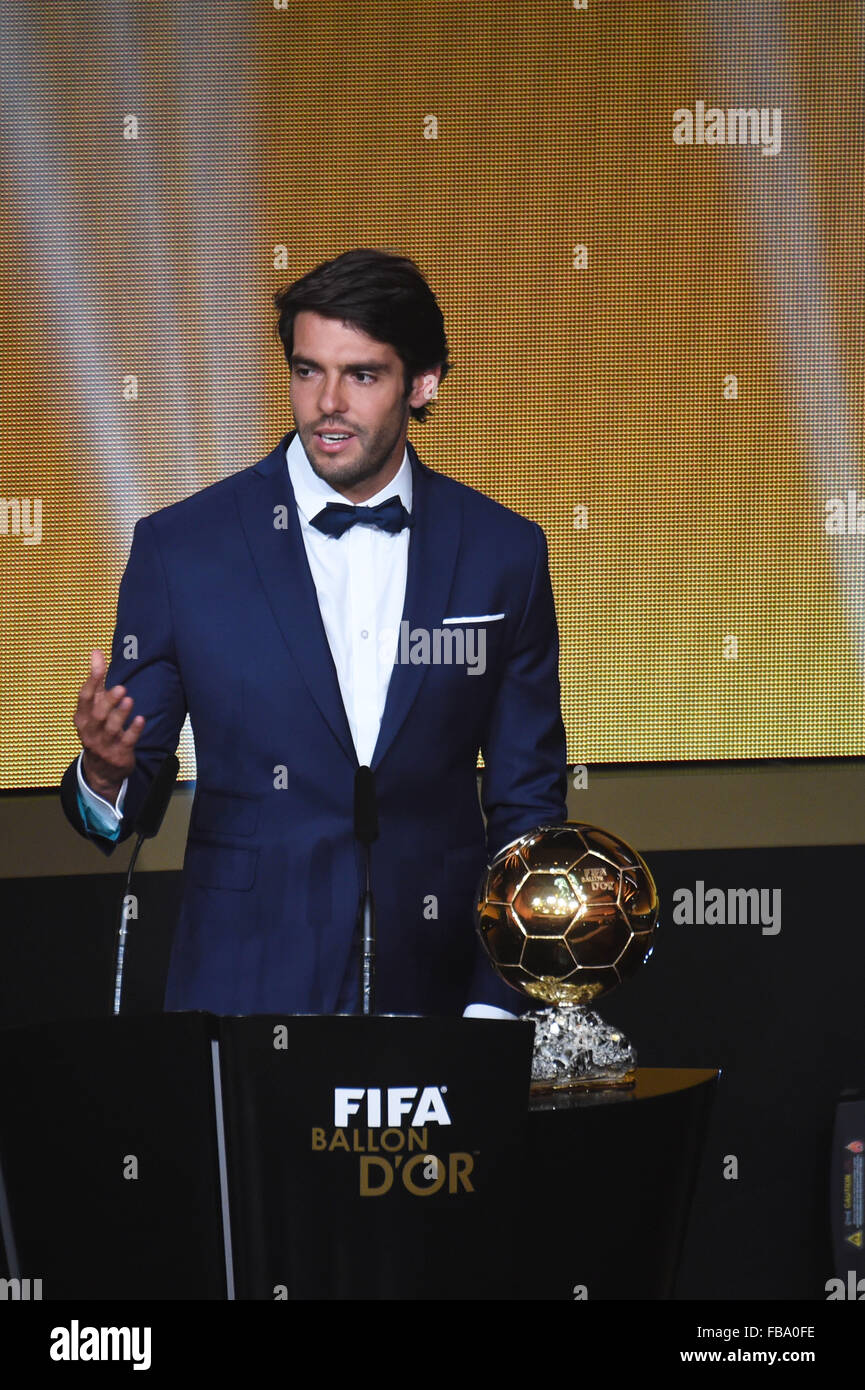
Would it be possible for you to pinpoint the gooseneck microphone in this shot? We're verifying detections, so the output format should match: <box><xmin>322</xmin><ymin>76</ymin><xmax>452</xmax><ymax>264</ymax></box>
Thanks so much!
<box><xmin>112</xmin><ymin>753</ymin><xmax>179</xmax><ymax>1016</ymax></box>
<box><xmin>353</xmin><ymin>765</ymin><xmax>379</xmax><ymax>1015</ymax></box>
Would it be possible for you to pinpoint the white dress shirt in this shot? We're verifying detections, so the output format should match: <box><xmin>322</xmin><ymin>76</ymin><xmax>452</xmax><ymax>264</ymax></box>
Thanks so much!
<box><xmin>286</xmin><ymin>430</ymin><xmax>411</xmax><ymax>767</ymax></box>
<box><xmin>76</xmin><ymin>431</ymin><xmax>515</xmax><ymax>1018</ymax></box>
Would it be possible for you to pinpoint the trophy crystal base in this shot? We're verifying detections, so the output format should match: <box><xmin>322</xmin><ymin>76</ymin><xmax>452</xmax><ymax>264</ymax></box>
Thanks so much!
<box><xmin>526</xmin><ymin>1003</ymin><xmax>637</xmax><ymax>1091</ymax></box>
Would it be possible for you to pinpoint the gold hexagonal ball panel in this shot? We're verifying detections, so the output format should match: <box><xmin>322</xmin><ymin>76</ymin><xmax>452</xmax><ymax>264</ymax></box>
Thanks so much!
<box><xmin>481</xmin><ymin>847</ymin><xmax>529</xmax><ymax>906</ymax></box>
<box><xmin>512</xmin><ymin>871</ymin><xmax>581</xmax><ymax>935</ymax></box>
<box><xmin>569</xmin><ymin>852</ymin><xmax>621</xmax><ymax>907</ymax></box>
<box><xmin>477</xmin><ymin>900</ymin><xmax>525</xmax><ymax>966</ymax></box>
<box><xmin>510</xmin><ymin>824</ymin><xmax>586</xmax><ymax>873</ymax></box>
<box><xmin>565</xmin><ymin>911</ymin><xmax>632</xmax><ymax>967</ymax></box>
<box><xmin>619</xmin><ymin>865</ymin><xmax>660</xmax><ymax>930</ymax></box>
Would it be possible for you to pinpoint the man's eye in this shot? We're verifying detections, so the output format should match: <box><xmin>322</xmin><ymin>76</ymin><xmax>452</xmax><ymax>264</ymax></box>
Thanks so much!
<box><xmin>293</xmin><ymin>368</ymin><xmax>374</xmax><ymax>382</ymax></box>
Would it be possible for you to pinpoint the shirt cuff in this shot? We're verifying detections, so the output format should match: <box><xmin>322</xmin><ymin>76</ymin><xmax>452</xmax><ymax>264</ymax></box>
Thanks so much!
<box><xmin>463</xmin><ymin>1003</ymin><xmax>518</xmax><ymax>1020</ymax></box>
<box><xmin>76</xmin><ymin>751</ymin><xmax>128</xmax><ymax>831</ymax></box>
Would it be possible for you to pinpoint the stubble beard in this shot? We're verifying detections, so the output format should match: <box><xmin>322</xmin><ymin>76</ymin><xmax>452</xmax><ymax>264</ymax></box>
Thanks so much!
<box><xmin>302</xmin><ymin>404</ymin><xmax>409</xmax><ymax>493</ymax></box>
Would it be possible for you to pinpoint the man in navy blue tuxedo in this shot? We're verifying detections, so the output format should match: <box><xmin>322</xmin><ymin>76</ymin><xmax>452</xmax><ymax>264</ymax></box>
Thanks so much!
<box><xmin>60</xmin><ymin>249</ymin><xmax>568</xmax><ymax>1018</ymax></box>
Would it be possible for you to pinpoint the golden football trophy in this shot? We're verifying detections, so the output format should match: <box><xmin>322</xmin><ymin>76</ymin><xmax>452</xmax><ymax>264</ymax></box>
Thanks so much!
<box><xmin>475</xmin><ymin>823</ymin><xmax>659</xmax><ymax>1090</ymax></box>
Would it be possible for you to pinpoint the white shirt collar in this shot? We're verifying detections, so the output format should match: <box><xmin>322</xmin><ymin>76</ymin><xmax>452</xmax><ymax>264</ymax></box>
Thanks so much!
<box><xmin>286</xmin><ymin>429</ymin><xmax>412</xmax><ymax>524</ymax></box>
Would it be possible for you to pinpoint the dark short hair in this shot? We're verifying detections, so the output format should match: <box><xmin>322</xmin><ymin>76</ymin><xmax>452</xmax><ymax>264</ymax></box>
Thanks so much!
<box><xmin>273</xmin><ymin>248</ymin><xmax>451</xmax><ymax>424</ymax></box>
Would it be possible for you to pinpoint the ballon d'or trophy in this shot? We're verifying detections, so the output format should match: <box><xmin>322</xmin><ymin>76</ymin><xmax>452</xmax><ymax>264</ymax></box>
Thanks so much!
<box><xmin>475</xmin><ymin>823</ymin><xmax>659</xmax><ymax>1090</ymax></box>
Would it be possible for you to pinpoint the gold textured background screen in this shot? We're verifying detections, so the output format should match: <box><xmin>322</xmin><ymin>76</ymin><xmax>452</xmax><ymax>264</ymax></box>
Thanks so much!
<box><xmin>1</xmin><ymin>1</ymin><xmax>863</xmax><ymax>789</ymax></box>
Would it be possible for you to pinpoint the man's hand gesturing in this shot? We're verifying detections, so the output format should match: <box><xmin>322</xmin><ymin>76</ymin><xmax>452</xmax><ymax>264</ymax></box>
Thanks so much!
<box><xmin>74</xmin><ymin>649</ymin><xmax>146</xmax><ymax>802</ymax></box>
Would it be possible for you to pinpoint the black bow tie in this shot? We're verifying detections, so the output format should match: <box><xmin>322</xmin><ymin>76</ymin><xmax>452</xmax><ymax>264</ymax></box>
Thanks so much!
<box><xmin>309</xmin><ymin>495</ymin><xmax>414</xmax><ymax>538</ymax></box>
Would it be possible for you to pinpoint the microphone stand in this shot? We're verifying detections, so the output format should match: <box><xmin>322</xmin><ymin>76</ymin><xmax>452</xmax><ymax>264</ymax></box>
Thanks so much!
<box><xmin>359</xmin><ymin>851</ymin><xmax>375</xmax><ymax>1016</ymax></box>
<box><xmin>111</xmin><ymin>754</ymin><xmax>180</xmax><ymax>1016</ymax></box>
<box><xmin>353</xmin><ymin>765</ymin><xmax>379</xmax><ymax>1015</ymax></box>
<box><xmin>113</xmin><ymin>837</ymin><xmax>144</xmax><ymax>1016</ymax></box>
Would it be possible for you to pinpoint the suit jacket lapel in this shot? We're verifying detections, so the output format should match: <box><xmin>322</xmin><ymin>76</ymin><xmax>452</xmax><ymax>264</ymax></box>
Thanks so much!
<box><xmin>237</xmin><ymin>430</ymin><xmax>357</xmax><ymax>765</ymax></box>
<box><xmin>370</xmin><ymin>437</ymin><xmax>461</xmax><ymax>769</ymax></box>
<box><xmin>236</xmin><ymin>430</ymin><xmax>462</xmax><ymax>772</ymax></box>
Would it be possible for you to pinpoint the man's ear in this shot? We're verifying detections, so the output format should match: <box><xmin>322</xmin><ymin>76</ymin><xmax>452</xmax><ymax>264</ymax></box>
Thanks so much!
<box><xmin>410</xmin><ymin>366</ymin><xmax>442</xmax><ymax>407</ymax></box>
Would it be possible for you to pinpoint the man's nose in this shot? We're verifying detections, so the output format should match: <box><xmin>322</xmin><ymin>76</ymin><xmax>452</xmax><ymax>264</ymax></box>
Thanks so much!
<box><xmin>317</xmin><ymin>373</ymin><xmax>349</xmax><ymax>415</ymax></box>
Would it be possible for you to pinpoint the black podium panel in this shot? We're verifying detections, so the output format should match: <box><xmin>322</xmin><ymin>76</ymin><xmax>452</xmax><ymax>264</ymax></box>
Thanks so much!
<box><xmin>523</xmin><ymin>1068</ymin><xmax>718</xmax><ymax>1300</ymax></box>
<box><xmin>218</xmin><ymin>1014</ymin><xmax>534</xmax><ymax>1300</ymax></box>
<box><xmin>0</xmin><ymin>1014</ymin><xmax>226</xmax><ymax>1300</ymax></box>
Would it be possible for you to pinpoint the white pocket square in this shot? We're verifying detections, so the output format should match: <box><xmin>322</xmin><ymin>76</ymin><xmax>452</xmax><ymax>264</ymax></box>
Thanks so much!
<box><xmin>442</xmin><ymin>613</ymin><xmax>506</xmax><ymax>624</ymax></box>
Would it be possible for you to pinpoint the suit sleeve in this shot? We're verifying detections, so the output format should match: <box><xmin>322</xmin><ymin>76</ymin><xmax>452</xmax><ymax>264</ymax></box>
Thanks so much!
<box><xmin>467</xmin><ymin>521</ymin><xmax>569</xmax><ymax>1010</ymax></box>
<box><xmin>480</xmin><ymin>522</ymin><xmax>568</xmax><ymax>855</ymax></box>
<box><xmin>59</xmin><ymin>515</ymin><xmax>188</xmax><ymax>853</ymax></box>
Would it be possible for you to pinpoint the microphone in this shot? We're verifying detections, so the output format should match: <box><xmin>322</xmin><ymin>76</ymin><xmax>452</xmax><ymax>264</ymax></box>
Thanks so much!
<box><xmin>354</xmin><ymin>766</ymin><xmax>378</xmax><ymax>845</ymax></box>
<box><xmin>112</xmin><ymin>754</ymin><xmax>180</xmax><ymax>1016</ymax></box>
<box><xmin>353</xmin><ymin>766</ymin><xmax>379</xmax><ymax>1016</ymax></box>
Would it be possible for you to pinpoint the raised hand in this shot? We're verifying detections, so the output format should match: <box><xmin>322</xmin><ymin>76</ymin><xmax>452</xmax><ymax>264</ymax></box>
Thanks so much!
<box><xmin>73</xmin><ymin>649</ymin><xmax>145</xmax><ymax>800</ymax></box>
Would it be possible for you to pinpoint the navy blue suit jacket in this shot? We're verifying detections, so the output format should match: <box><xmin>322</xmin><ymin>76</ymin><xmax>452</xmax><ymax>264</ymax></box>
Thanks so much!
<box><xmin>60</xmin><ymin>431</ymin><xmax>568</xmax><ymax>1016</ymax></box>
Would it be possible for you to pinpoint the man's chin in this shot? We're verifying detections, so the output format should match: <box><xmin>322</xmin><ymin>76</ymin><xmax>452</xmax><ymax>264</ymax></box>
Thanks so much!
<box><xmin>309</xmin><ymin>453</ymin><xmax>370</xmax><ymax>488</ymax></box>
<box><xmin>305</xmin><ymin>437</ymin><xmax>378</xmax><ymax>484</ymax></box>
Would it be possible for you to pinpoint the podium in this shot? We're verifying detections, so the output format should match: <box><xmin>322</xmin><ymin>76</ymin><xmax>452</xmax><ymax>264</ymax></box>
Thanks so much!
<box><xmin>0</xmin><ymin>1014</ymin><xmax>716</xmax><ymax>1300</ymax></box>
